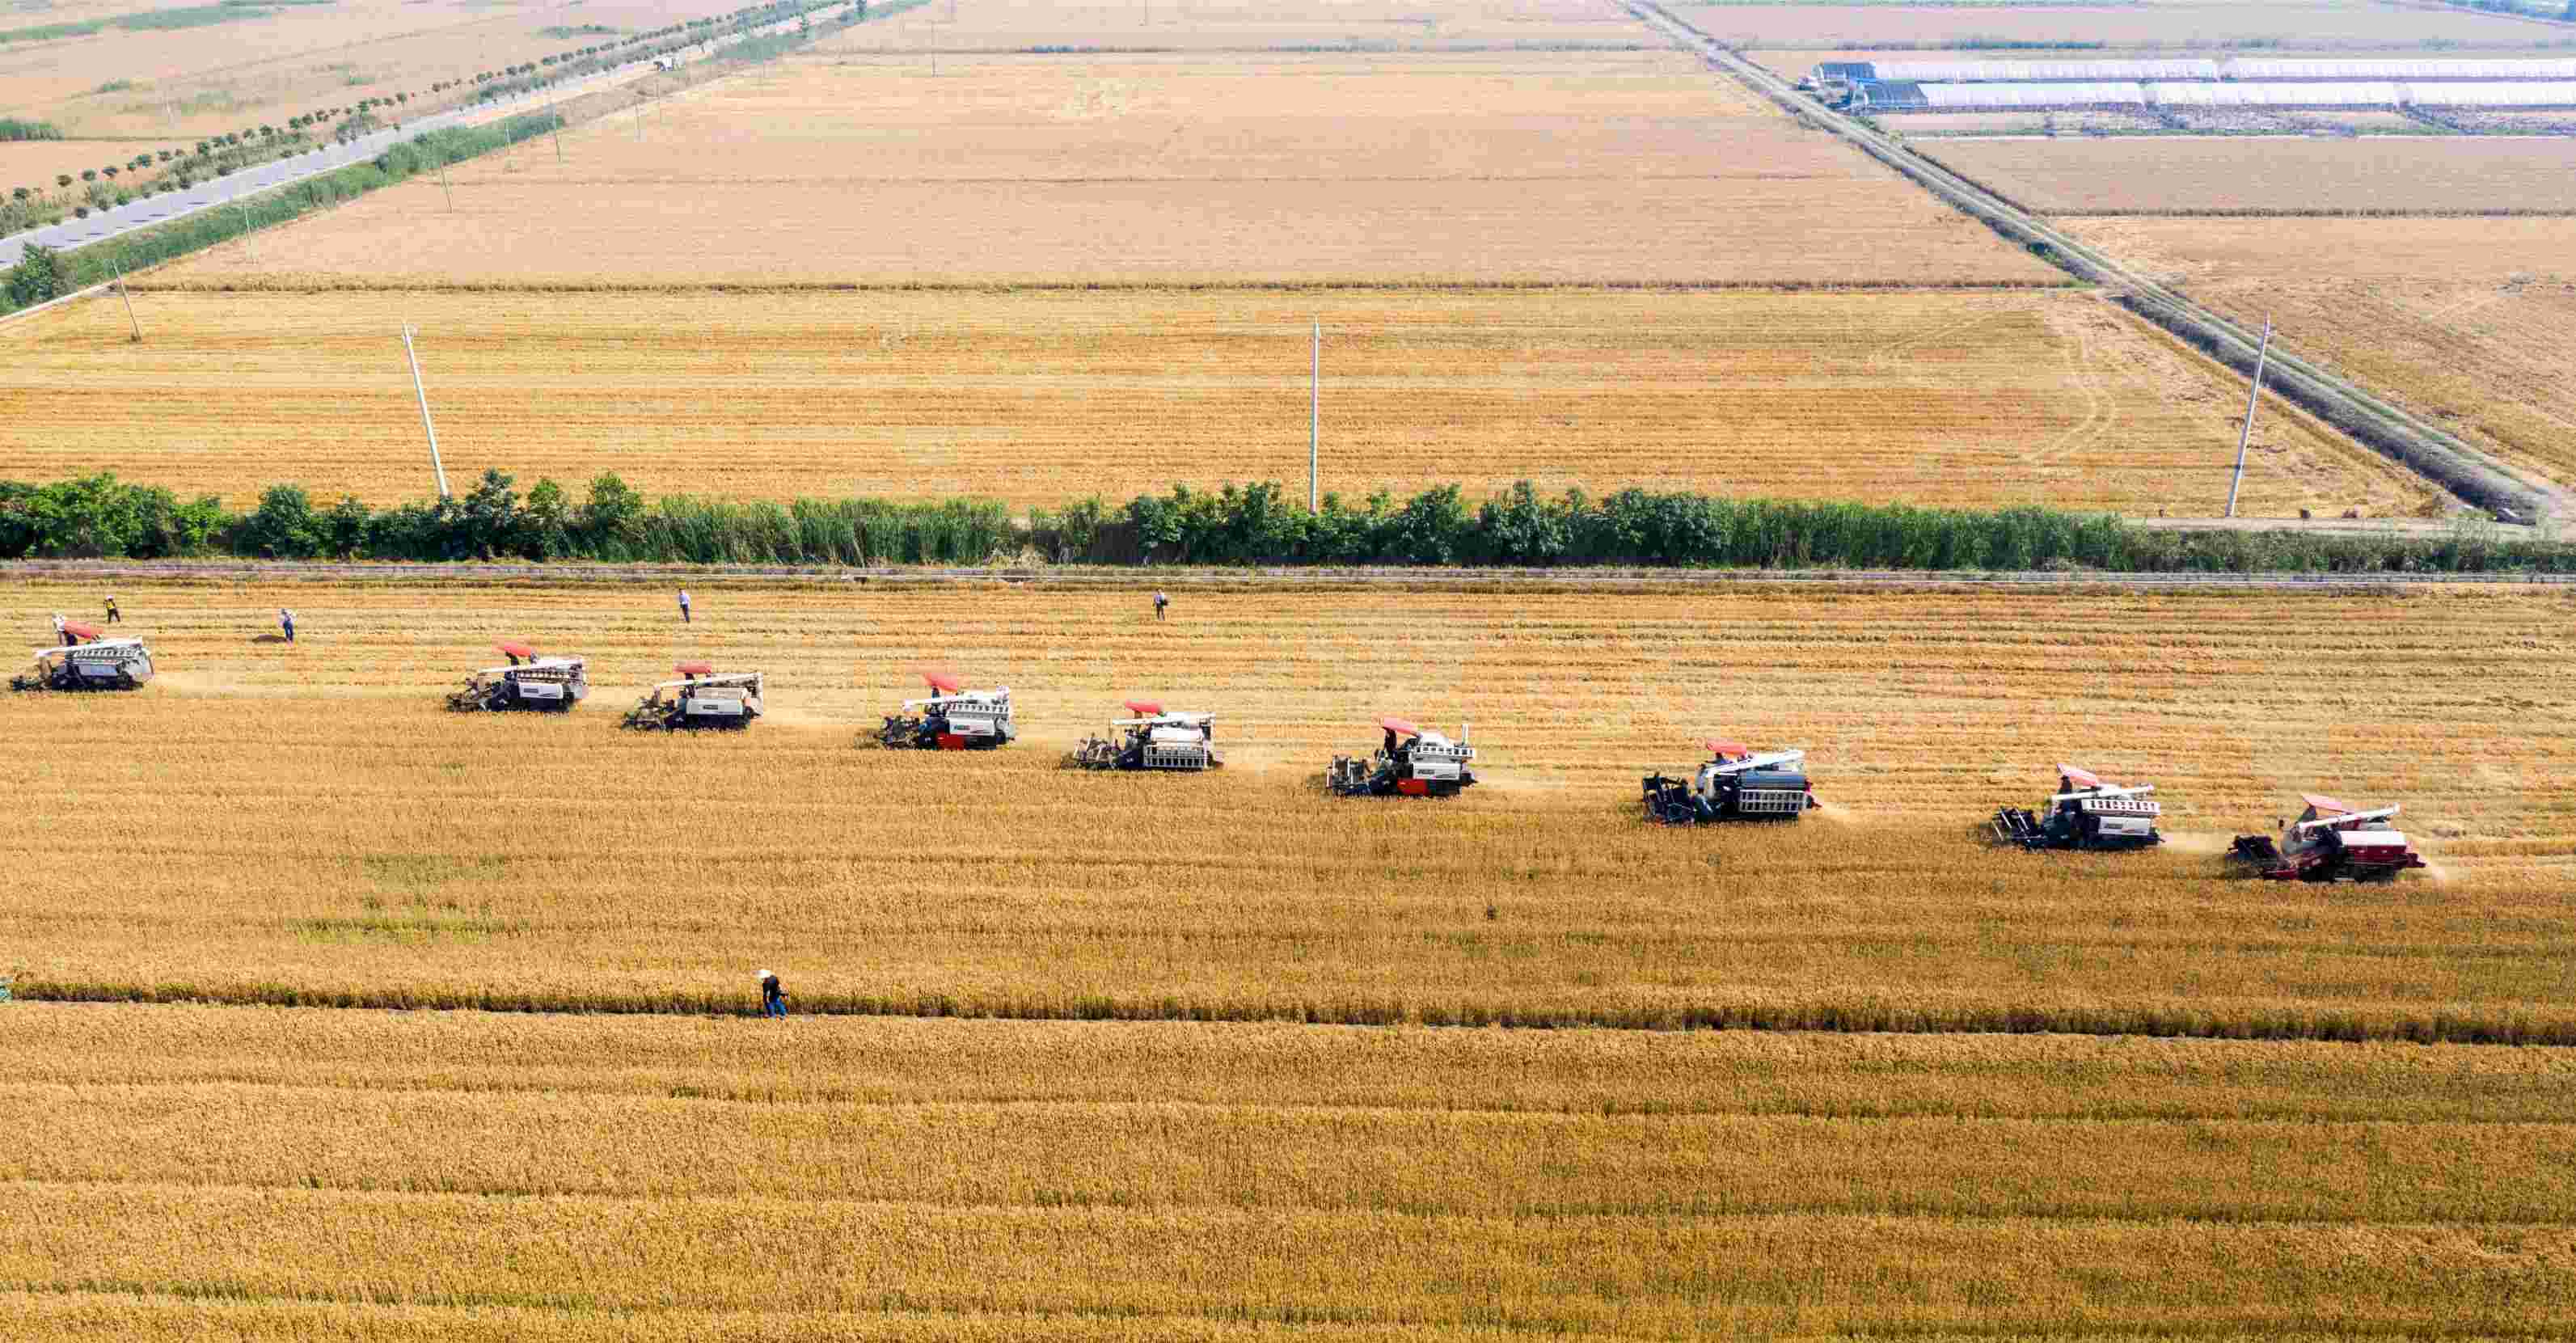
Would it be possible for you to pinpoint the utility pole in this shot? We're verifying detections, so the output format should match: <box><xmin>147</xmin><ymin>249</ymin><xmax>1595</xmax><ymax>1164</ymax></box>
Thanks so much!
<box><xmin>548</xmin><ymin>95</ymin><xmax>564</xmax><ymax>163</ymax></box>
<box><xmin>437</xmin><ymin>158</ymin><xmax>454</xmax><ymax>209</ymax></box>
<box><xmin>112</xmin><ymin>256</ymin><xmax>141</xmax><ymax>342</ymax></box>
<box><xmin>2224</xmin><ymin>315</ymin><xmax>2273</xmax><ymax>519</ymax></box>
<box><xmin>1309</xmin><ymin>319</ymin><xmax>1320</xmax><ymax>513</ymax></box>
<box><xmin>236</xmin><ymin>201</ymin><xmax>255</xmax><ymax>264</ymax></box>
<box><xmin>403</xmin><ymin>323</ymin><xmax>452</xmax><ymax>500</ymax></box>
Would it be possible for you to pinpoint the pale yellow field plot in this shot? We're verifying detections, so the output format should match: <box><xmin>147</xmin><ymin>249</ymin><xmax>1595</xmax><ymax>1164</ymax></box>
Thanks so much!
<box><xmin>4</xmin><ymin>1004</ymin><xmax>2576</xmax><ymax>1337</ymax></box>
<box><xmin>1720</xmin><ymin>0</ymin><xmax>2552</xmax><ymax>55</ymax></box>
<box><xmin>826</xmin><ymin>0</ymin><xmax>1645</xmax><ymax>52</ymax></box>
<box><xmin>1924</xmin><ymin>136</ymin><xmax>2576</xmax><ymax>215</ymax></box>
<box><xmin>2</xmin><ymin>580</ymin><xmax>2570</xmax><ymax>1035</ymax></box>
<box><xmin>139</xmin><ymin>49</ymin><xmax>2057</xmax><ymax>286</ymax></box>
<box><xmin>0</xmin><ymin>287</ymin><xmax>2433</xmax><ymax>517</ymax></box>
<box><xmin>2069</xmin><ymin>215</ymin><xmax>2576</xmax><ymax>492</ymax></box>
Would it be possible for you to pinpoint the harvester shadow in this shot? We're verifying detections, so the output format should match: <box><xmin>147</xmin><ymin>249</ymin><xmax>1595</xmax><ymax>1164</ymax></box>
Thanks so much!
<box><xmin>249</xmin><ymin>634</ymin><xmax>290</xmax><ymax>644</ymax></box>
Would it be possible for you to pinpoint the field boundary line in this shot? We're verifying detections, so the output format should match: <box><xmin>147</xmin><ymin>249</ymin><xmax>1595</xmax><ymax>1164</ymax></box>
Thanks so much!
<box><xmin>1620</xmin><ymin>0</ymin><xmax>2574</xmax><ymax>528</ymax></box>
<box><xmin>129</xmin><ymin>278</ymin><xmax>2088</xmax><ymax>296</ymax></box>
<box><xmin>6</xmin><ymin>559</ymin><xmax>2571</xmax><ymax>589</ymax></box>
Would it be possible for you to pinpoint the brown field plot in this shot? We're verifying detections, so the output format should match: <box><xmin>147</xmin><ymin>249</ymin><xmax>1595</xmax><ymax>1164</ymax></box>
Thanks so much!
<box><xmin>2</xmin><ymin>578</ymin><xmax>2570</xmax><ymax>1036</ymax></box>
<box><xmin>137</xmin><ymin>49</ymin><xmax>2058</xmax><ymax>286</ymax></box>
<box><xmin>826</xmin><ymin>0</ymin><xmax>1647</xmax><ymax>52</ymax></box>
<box><xmin>1722</xmin><ymin>0</ymin><xmax>2554</xmax><ymax>55</ymax></box>
<box><xmin>1925</xmin><ymin>135</ymin><xmax>2576</xmax><ymax>214</ymax></box>
<box><xmin>2068</xmin><ymin>215</ymin><xmax>2576</xmax><ymax>492</ymax></box>
<box><xmin>0</xmin><ymin>287</ymin><xmax>2434</xmax><ymax>516</ymax></box>
<box><xmin>6</xmin><ymin>1003</ymin><xmax>2576</xmax><ymax>1337</ymax></box>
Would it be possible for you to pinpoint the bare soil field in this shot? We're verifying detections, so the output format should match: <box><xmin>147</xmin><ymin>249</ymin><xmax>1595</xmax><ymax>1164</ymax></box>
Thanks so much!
<box><xmin>1924</xmin><ymin>135</ymin><xmax>2576</xmax><ymax>212</ymax></box>
<box><xmin>0</xmin><ymin>137</ymin><xmax>174</xmax><ymax>192</ymax></box>
<box><xmin>1729</xmin><ymin>1</ymin><xmax>2559</xmax><ymax>57</ymax></box>
<box><xmin>0</xmin><ymin>287</ymin><xmax>2431</xmax><ymax>515</ymax></box>
<box><xmin>2067</xmin><ymin>214</ymin><xmax>2576</xmax><ymax>491</ymax></box>
<box><xmin>825</xmin><ymin>0</ymin><xmax>1648</xmax><ymax>52</ymax></box>
<box><xmin>2</xmin><ymin>579</ymin><xmax>2571</xmax><ymax>1034</ymax></box>
<box><xmin>7</xmin><ymin>1005</ymin><xmax>2576</xmax><ymax>1338</ymax></box>
<box><xmin>0</xmin><ymin>0</ymin><xmax>745</xmax><ymax>139</ymax></box>
<box><xmin>1881</xmin><ymin>109</ymin><xmax>2167</xmax><ymax>134</ymax></box>
<box><xmin>137</xmin><ymin>49</ymin><xmax>2055</xmax><ymax>286</ymax></box>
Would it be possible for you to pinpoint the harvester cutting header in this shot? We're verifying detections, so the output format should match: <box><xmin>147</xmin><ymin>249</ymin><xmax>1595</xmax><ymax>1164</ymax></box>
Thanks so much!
<box><xmin>447</xmin><ymin>642</ymin><xmax>589</xmax><ymax>712</ymax></box>
<box><xmin>878</xmin><ymin>672</ymin><xmax>1016</xmax><ymax>750</ymax></box>
<box><xmin>1072</xmin><ymin>699</ymin><xmax>1221</xmax><ymax>771</ymax></box>
<box><xmin>1643</xmin><ymin>739</ymin><xmax>1816</xmax><ymax>824</ymax></box>
<box><xmin>13</xmin><ymin>621</ymin><xmax>152</xmax><ymax>692</ymax></box>
<box><xmin>1330</xmin><ymin>716</ymin><xmax>1478</xmax><ymax>797</ymax></box>
<box><xmin>1992</xmin><ymin>764</ymin><xmax>2164</xmax><ymax>851</ymax></box>
<box><xmin>623</xmin><ymin>661</ymin><xmax>764</xmax><ymax>729</ymax></box>
<box><xmin>2232</xmin><ymin>793</ymin><xmax>2426</xmax><ymax>882</ymax></box>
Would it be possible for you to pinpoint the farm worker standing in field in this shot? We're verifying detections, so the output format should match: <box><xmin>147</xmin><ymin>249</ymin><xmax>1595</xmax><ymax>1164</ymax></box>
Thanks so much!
<box><xmin>758</xmin><ymin>969</ymin><xmax>786</xmax><ymax>1020</ymax></box>
<box><xmin>1153</xmin><ymin>590</ymin><xmax>1168</xmax><ymax>622</ymax></box>
<box><xmin>103</xmin><ymin>596</ymin><xmax>119</xmax><ymax>625</ymax></box>
<box><xmin>678</xmin><ymin>589</ymin><xmax>692</xmax><ymax>624</ymax></box>
<box><xmin>279</xmin><ymin>608</ymin><xmax>295</xmax><ymax>643</ymax></box>
<box><xmin>52</xmin><ymin>613</ymin><xmax>70</xmax><ymax>646</ymax></box>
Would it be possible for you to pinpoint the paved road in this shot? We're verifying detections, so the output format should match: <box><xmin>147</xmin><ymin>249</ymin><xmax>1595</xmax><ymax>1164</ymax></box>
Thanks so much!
<box><xmin>0</xmin><ymin>11</ymin><xmax>822</xmax><ymax>268</ymax></box>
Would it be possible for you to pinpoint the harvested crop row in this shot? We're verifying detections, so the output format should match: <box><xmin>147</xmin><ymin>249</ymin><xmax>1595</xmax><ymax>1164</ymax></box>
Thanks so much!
<box><xmin>2</xmin><ymin>579</ymin><xmax>2570</xmax><ymax>1038</ymax></box>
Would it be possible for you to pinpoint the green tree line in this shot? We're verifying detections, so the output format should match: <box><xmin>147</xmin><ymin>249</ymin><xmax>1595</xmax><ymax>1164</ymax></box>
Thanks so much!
<box><xmin>4</xmin><ymin>471</ymin><xmax>2570</xmax><ymax>574</ymax></box>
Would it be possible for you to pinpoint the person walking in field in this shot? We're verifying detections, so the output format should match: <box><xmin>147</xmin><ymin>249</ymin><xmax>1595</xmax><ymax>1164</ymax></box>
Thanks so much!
<box><xmin>279</xmin><ymin>608</ymin><xmax>296</xmax><ymax>644</ymax></box>
<box><xmin>52</xmin><ymin>613</ymin><xmax>70</xmax><ymax>646</ymax></box>
<box><xmin>758</xmin><ymin>969</ymin><xmax>786</xmax><ymax>1020</ymax></box>
<box><xmin>1153</xmin><ymin>590</ymin><xmax>1168</xmax><ymax>622</ymax></box>
<box><xmin>678</xmin><ymin>589</ymin><xmax>693</xmax><ymax>624</ymax></box>
<box><xmin>103</xmin><ymin>596</ymin><xmax>120</xmax><ymax>625</ymax></box>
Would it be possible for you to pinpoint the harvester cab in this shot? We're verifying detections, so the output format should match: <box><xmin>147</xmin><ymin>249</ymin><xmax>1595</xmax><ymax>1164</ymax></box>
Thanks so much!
<box><xmin>1991</xmin><ymin>764</ymin><xmax>2163</xmax><ymax>851</ymax></box>
<box><xmin>1071</xmin><ymin>699</ymin><xmax>1222</xmax><ymax>771</ymax></box>
<box><xmin>877</xmin><ymin>672</ymin><xmax>1016</xmax><ymax>750</ymax></box>
<box><xmin>1643</xmin><ymin>739</ymin><xmax>1816</xmax><ymax>824</ymax></box>
<box><xmin>2231</xmin><ymin>793</ymin><xmax>2426</xmax><ymax>881</ymax></box>
<box><xmin>13</xmin><ymin>622</ymin><xmax>152</xmax><ymax>692</ymax></box>
<box><xmin>1329</xmin><ymin>716</ymin><xmax>1478</xmax><ymax>797</ymax></box>
<box><xmin>623</xmin><ymin>661</ymin><xmax>764</xmax><ymax>729</ymax></box>
<box><xmin>447</xmin><ymin>641</ymin><xmax>589</xmax><ymax>712</ymax></box>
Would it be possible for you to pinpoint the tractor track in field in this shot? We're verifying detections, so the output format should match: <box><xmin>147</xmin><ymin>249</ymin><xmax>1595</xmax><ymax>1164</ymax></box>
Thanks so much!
<box><xmin>1615</xmin><ymin>0</ymin><xmax>2574</xmax><ymax>529</ymax></box>
<box><xmin>4</xmin><ymin>560</ymin><xmax>2570</xmax><ymax>589</ymax></box>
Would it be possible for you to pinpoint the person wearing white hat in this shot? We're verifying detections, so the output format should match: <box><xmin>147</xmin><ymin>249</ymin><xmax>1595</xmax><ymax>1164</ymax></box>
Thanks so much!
<box><xmin>52</xmin><ymin>613</ymin><xmax>70</xmax><ymax>646</ymax></box>
<box><xmin>758</xmin><ymin>969</ymin><xmax>786</xmax><ymax>1020</ymax></box>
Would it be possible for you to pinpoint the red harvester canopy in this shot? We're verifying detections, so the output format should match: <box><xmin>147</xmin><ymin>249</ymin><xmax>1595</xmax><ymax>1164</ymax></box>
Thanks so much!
<box><xmin>675</xmin><ymin>661</ymin><xmax>714</xmax><ymax>678</ymax></box>
<box><xmin>924</xmin><ymin>671</ymin><xmax>962</xmax><ymax>694</ymax></box>
<box><xmin>2059</xmin><ymin>764</ymin><xmax>2102</xmax><ymax>789</ymax></box>
<box><xmin>1378</xmin><ymin>716</ymin><xmax>1420</xmax><ymax>736</ymax></box>
<box><xmin>2301</xmin><ymin>793</ymin><xmax>2352</xmax><ymax>817</ymax></box>
<box><xmin>64</xmin><ymin>621</ymin><xmax>104</xmax><ymax>643</ymax></box>
<box><xmin>496</xmin><ymin>641</ymin><xmax>536</xmax><ymax>660</ymax></box>
<box><xmin>1122</xmin><ymin>699</ymin><xmax>1163</xmax><ymax>716</ymax></box>
<box><xmin>1701</xmin><ymin>738</ymin><xmax>1750</xmax><ymax>758</ymax></box>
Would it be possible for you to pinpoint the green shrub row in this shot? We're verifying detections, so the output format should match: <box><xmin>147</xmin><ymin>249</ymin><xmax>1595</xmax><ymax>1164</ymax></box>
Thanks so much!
<box><xmin>5</xmin><ymin>471</ymin><xmax>2572</xmax><ymax>574</ymax></box>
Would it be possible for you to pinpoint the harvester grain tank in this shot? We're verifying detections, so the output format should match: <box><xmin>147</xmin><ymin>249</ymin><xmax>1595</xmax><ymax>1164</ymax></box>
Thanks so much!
<box><xmin>1071</xmin><ymin>699</ymin><xmax>1222</xmax><ymax>771</ymax></box>
<box><xmin>1991</xmin><ymin>764</ymin><xmax>2164</xmax><ymax>850</ymax></box>
<box><xmin>1329</xmin><ymin>716</ymin><xmax>1478</xmax><ymax>797</ymax></box>
<box><xmin>623</xmin><ymin>661</ymin><xmax>764</xmax><ymax>729</ymax></box>
<box><xmin>1642</xmin><ymin>739</ymin><xmax>1817</xmax><ymax>823</ymax></box>
<box><xmin>11</xmin><ymin>622</ymin><xmax>152</xmax><ymax>691</ymax></box>
<box><xmin>2231</xmin><ymin>793</ymin><xmax>2427</xmax><ymax>881</ymax></box>
<box><xmin>877</xmin><ymin>672</ymin><xmax>1016</xmax><ymax>750</ymax></box>
<box><xmin>447</xmin><ymin>641</ymin><xmax>589</xmax><ymax>712</ymax></box>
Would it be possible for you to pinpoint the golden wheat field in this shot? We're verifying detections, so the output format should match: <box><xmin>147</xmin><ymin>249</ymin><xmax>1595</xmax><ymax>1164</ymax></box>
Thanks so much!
<box><xmin>133</xmin><ymin>47</ymin><xmax>2058</xmax><ymax>287</ymax></box>
<box><xmin>3</xmin><ymin>577</ymin><xmax>2571</xmax><ymax>1037</ymax></box>
<box><xmin>0</xmin><ymin>286</ymin><xmax>2435</xmax><ymax>516</ymax></box>
<box><xmin>1714</xmin><ymin>0</ymin><xmax>2549</xmax><ymax>54</ymax></box>
<box><xmin>2</xmin><ymin>1003</ymin><xmax>2575</xmax><ymax>1338</ymax></box>
<box><xmin>1924</xmin><ymin>137</ymin><xmax>2576</xmax><ymax>216</ymax></box>
<box><xmin>826</xmin><ymin>0</ymin><xmax>1645</xmax><ymax>53</ymax></box>
<box><xmin>2067</xmin><ymin>215</ymin><xmax>2576</xmax><ymax>495</ymax></box>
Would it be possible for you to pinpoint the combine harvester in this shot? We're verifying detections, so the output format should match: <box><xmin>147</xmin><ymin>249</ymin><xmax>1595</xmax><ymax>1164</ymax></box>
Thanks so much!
<box><xmin>12</xmin><ymin>622</ymin><xmax>152</xmax><ymax>692</ymax></box>
<box><xmin>1991</xmin><ymin>765</ymin><xmax>2164</xmax><ymax>851</ymax></box>
<box><xmin>623</xmin><ymin>661</ymin><xmax>764</xmax><ymax>730</ymax></box>
<box><xmin>876</xmin><ymin>672</ymin><xmax>1016</xmax><ymax>750</ymax></box>
<box><xmin>446</xmin><ymin>642</ymin><xmax>589</xmax><ymax>712</ymax></box>
<box><xmin>1642</xmin><ymin>739</ymin><xmax>1818</xmax><ymax>824</ymax></box>
<box><xmin>1329</xmin><ymin>716</ymin><xmax>1478</xmax><ymax>797</ymax></box>
<box><xmin>1071</xmin><ymin>699</ymin><xmax>1221</xmax><ymax>771</ymax></box>
<box><xmin>2232</xmin><ymin>793</ymin><xmax>2427</xmax><ymax>882</ymax></box>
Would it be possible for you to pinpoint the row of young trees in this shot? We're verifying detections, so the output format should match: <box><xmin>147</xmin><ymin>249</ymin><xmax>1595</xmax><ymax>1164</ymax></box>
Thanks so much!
<box><xmin>4</xmin><ymin>471</ymin><xmax>2569</xmax><ymax>575</ymax></box>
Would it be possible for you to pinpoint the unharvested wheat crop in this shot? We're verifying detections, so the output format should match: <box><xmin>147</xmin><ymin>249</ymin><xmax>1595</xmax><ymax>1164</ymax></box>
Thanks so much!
<box><xmin>1717</xmin><ymin>0</ymin><xmax>2553</xmax><ymax>55</ymax></box>
<box><xmin>137</xmin><ymin>48</ymin><xmax>2057</xmax><ymax>286</ymax></box>
<box><xmin>1924</xmin><ymin>137</ymin><xmax>2576</xmax><ymax>216</ymax></box>
<box><xmin>2067</xmin><ymin>214</ymin><xmax>2576</xmax><ymax>494</ymax></box>
<box><xmin>2</xmin><ymin>577</ymin><xmax>2569</xmax><ymax>1038</ymax></box>
<box><xmin>0</xmin><ymin>287</ymin><xmax>2430</xmax><ymax>516</ymax></box>
<box><xmin>3</xmin><ymin>1004</ymin><xmax>2576</xmax><ymax>1338</ymax></box>
<box><xmin>826</xmin><ymin>0</ymin><xmax>1645</xmax><ymax>53</ymax></box>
